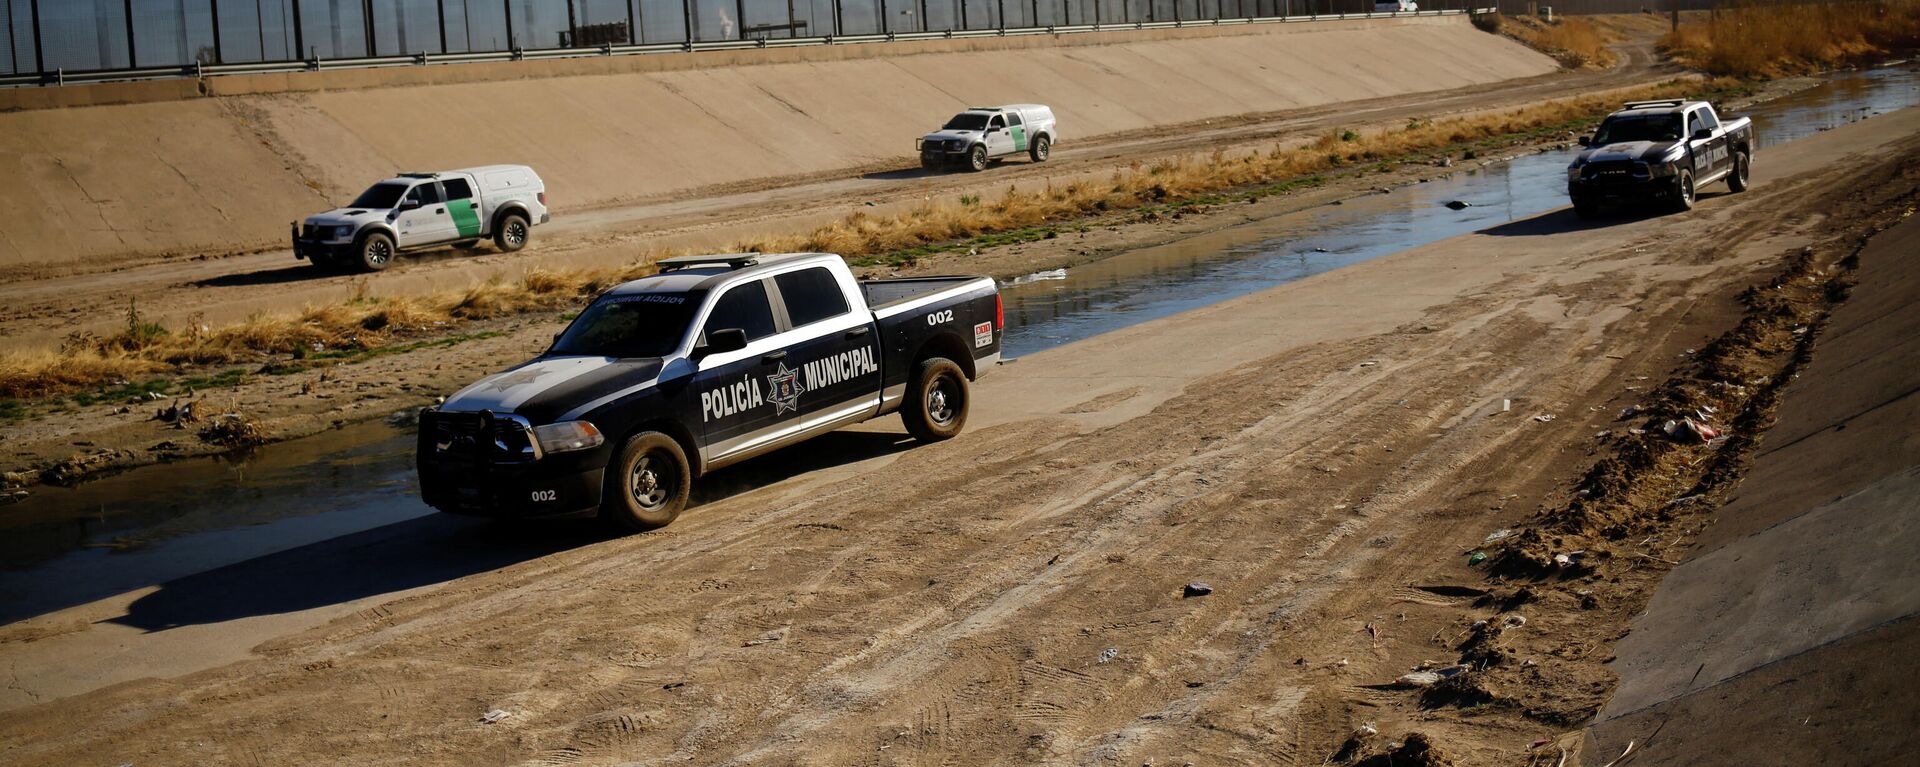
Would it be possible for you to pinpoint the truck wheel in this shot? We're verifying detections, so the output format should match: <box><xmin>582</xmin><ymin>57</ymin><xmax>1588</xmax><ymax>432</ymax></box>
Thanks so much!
<box><xmin>1727</xmin><ymin>151</ymin><xmax>1750</xmax><ymax>193</ymax></box>
<box><xmin>494</xmin><ymin>213</ymin><xmax>530</xmax><ymax>253</ymax></box>
<box><xmin>602</xmin><ymin>431</ymin><xmax>690</xmax><ymax>531</ymax></box>
<box><xmin>356</xmin><ymin>232</ymin><xmax>396</xmax><ymax>272</ymax></box>
<box><xmin>1669</xmin><ymin>170</ymin><xmax>1696</xmax><ymax>214</ymax></box>
<box><xmin>1028</xmin><ymin>135</ymin><xmax>1051</xmax><ymax>163</ymax></box>
<box><xmin>967</xmin><ymin>145</ymin><xmax>988</xmax><ymax>173</ymax></box>
<box><xmin>902</xmin><ymin>357</ymin><xmax>969</xmax><ymax>442</ymax></box>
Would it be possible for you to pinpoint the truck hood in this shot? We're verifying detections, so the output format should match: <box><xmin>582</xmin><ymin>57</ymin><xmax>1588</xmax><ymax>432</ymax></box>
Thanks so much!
<box><xmin>1575</xmin><ymin>140</ymin><xmax>1683</xmax><ymax>165</ymax></box>
<box><xmin>922</xmin><ymin>130</ymin><xmax>983</xmax><ymax>144</ymax></box>
<box><xmin>441</xmin><ymin>356</ymin><xmax>665</xmax><ymax>423</ymax></box>
<box><xmin>304</xmin><ymin>207</ymin><xmax>390</xmax><ymax>227</ymax></box>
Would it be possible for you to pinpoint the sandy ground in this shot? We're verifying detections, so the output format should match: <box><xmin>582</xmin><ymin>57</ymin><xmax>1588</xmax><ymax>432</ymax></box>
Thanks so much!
<box><xmin>0</xmin><ymin>21</ymin><xmax>1681</xmax><ymax>354</ymax></box>
<box><xmin>1</xmin><ymin>80</ymin><xmax>1913</xmax><ymax>767</ymax></box>
<box><xmin>0</xmin><ymin>16</ymin><xmax>1554</xmax><ymax>280</ymax></box>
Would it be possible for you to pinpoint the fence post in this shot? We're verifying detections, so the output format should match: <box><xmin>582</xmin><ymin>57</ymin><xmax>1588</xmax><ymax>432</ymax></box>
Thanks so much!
<box><xmin>210</xmin><ymin>0</ymin><xmax>224</xmax><ymax>63</ymax></box>
<box><xmin>123</xmin><ymin>0</ymin><xmax>138</xmax><ymax>67</ymax></box>
<box><xmin>290</xmin><ymin>0</ymin><xmax>304</xmax><ymax>62</ymax></box>
<box><xmin>437</xmin><ymin>0</ymin><xmax>448</xmax><ymax>53</ymax></box>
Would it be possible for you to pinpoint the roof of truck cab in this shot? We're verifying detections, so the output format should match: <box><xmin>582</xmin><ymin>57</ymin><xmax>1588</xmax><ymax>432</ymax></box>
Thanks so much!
<box><xmin>448</xmin><ymin>164</ymin><xmax>537</xmax><ymax>176</ymax></box>
<box><xmin>1613</xmin><ymin>100</ymin><xmax>1707</xmax><ymax>118</ymax></box>
<box><xmin>1000</xmin><ymin>103</ymin><xmax>1050</xmax><ymax>113</ymax></box>
<box><xmin>604</xmin><ymin>252</ymin><xmax>839</xmax><ymax>296</ymax></box>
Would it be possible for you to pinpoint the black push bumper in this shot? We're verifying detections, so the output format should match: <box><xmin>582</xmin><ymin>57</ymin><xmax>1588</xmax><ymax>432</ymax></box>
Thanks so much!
<box><xmin>416</xmin><ymin>409</ymin><xmax>609</xmax><ymax>519</ymax></box>
<box><xmin>1568</xmin><ymin>176</ymin><xmax>1684</xmax><ymax>206</ymax></box>
<box><xmin>292</xmin><ymin>236</ymin><xmax>352</xmax><ymax>261</ymax></box>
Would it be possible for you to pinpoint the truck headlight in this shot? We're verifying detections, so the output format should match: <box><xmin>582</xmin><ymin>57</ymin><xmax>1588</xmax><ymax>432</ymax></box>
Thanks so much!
<box><xmin>334</xmin><ymin>225</ymin><xmax>355</xmax><ymax>239</ymax></box>
<box><xmin>1567</xmin><ymin>164</ymin><xmax>1584</xmax><ymax>182</ymax></box>
<box><xmin>533</xmin><ymin>420</ymin><xmax>605</xmax><ymax>453</ymax></box>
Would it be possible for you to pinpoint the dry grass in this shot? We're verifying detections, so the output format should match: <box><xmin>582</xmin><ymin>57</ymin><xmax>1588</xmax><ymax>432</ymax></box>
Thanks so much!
<box><xmin>1661</xmin><ymin>0</ymin><xmax>1920</xmax><ymax>78</ymax></box>
<box><xmin>0</xmin><ymin>79</ymin><xmax>1728</xmax><ymax>403</ymax></box>
<box><xmin>1476</xmin><ymin>13</ymin><xmax>1622</xmax><ymax>69</ymax></box>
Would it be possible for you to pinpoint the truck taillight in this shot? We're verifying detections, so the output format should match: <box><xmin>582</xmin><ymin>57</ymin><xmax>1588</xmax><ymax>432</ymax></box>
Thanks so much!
<box><xmin>994</xmin><ymin>294</ymin><xmax>1003</xmax><ymax>330</ymax></box>
<box><xmin>537</xmin><ymin>191</ymin><xmax>546</xmax><ymax>205</ymax></box>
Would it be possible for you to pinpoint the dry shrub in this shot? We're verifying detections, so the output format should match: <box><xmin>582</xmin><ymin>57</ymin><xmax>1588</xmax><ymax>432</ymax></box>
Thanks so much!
<box><xmin>1484</xmin><ymin>14</ymin><xmax>1621</xmax><ymax>69</ymax></box>
<box><xmin>1661</xmin><ymin>0</ymin><xmax>1920</xmax><ymax>78</ymax></box>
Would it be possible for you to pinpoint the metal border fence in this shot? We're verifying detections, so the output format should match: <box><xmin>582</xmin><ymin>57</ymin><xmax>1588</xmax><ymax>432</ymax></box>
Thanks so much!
<box><xmin>0</xmin><ymin>0</ymin><xmax>1494</xmax><ymax>88</ymax></box>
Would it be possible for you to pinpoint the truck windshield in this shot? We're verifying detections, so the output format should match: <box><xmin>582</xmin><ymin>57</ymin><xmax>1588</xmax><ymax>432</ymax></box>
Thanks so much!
<box><xmin>1593</xmin><ymin>115</ymin><xmax>1684</xmax><ymax>144</ymax></box>
<box><xmin>550</xmin><ymin>295</ymin><xmax>697</xmax><ymax>358</ymax></box>
<box><xmin>942</xmin><ymin>113</ymin><xmax>990</xmax><ymax>131</ymax></box>
<box><xmin>348</xmin><ymin>182</ymin><xmax>410</xmax><ymax>209</ymax></box>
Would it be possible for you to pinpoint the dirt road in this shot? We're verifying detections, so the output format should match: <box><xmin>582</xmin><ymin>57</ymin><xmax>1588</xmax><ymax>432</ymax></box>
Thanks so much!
<box><xmin>3</xmin><ymin>76</ymin><xmax>1912</xmax><ymax>766</ymax></box>
<box><xmin>0</xmin><ymin>24</ymin><xmax>1673</xmax><ymax>353</ymax></box>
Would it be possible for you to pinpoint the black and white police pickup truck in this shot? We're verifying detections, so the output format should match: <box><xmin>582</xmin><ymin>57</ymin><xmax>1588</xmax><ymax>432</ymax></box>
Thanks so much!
<box><xmin>293</xmin><ymin>165</ymin><xmax>549</xmax><ymax>271</ymax></box>
<box><xmin>416</xmin><ymin>252</ymin><xmax>1002</xmax><ymax>530</ymax></box>
<box><xmin>918</xmin><ymin>104</ymin><xmax>1057</xmax><ymax>172</ymax></box>
<box><xmin>1567</xmin><ymin>99</ymin><xmax>1754</xmax><ymax>216</ymax></box>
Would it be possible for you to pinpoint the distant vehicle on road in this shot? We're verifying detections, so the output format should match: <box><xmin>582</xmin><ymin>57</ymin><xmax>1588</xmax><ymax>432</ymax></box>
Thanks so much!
<box><xmin>293</xmin><ymin>165</ymin><xmax>549</xmax><ymax>271</ymax></box>
<box><xmin>918</xmin><ymin>104</ymin><xmax>1058</xmax><ymax>172</ymax></box>
<box><xmin>1375</xmin><ymin>0</ymin><xmax>1418</xmax><ymax>11</ymax></box>
<box><xmin>1567</xmin><ymin>99</ymin><xmax>1753</xmax><ymax>217</ymax></box>
<box><xmin>417</xmin><ymin>252</ymin><xmax>1003</xmax><ymax>530</ymax></box>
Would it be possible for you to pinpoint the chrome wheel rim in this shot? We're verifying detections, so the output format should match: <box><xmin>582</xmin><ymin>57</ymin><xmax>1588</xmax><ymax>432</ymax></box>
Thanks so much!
<box><xmin>506</xmin><ymin>221</ymin><xmax>527</xmax><ymax>246</ymax></box>
<box><xmin>630</xmin><ymin>452</ymin><xmax>672</xmax><ymax>510</ymax></box>
<box><xmin>926</xmin><ymin>377</ymin><xmax>958</xmax><ymax>426</ymax></box>
<box><xmin>1037</xmin><ymin>141</ymin><xmax>1049</xmax><ymax>160</ymax></box>
<box><xmin>367</xmin><ymin>239</ymin><xmax>390</xmax><ymax>266</ymax></box>
<box><xmin>1681</xmin><ymin>175</ymin><xmax>1694</xmax><ymax>204</ymax></box>
<box><xmin>1736</xmin><ymin>155</ymin><xmax>1748</xmax><ymax>186</ymax></box>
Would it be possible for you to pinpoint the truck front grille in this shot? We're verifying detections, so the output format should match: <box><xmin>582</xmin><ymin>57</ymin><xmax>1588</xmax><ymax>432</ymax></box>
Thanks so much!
<box><xmin>1583</xmin><ymin>161</ymin><xmax>1644</xmax><ymax>182</ymax></box>
<box><xmin>420</xmin><ymin>410</ymin><xmax>535</xmax><ymax>461</ymax></box>
<box><xmin>302</xmin><ymin>223</ymin><xmax>324</xmax><ymax>239</ymax></box>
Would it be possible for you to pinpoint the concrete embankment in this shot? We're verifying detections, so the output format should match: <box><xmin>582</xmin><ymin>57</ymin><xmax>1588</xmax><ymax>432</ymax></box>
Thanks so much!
<box><xmin>0</xmin><ymin>16</ymin><xmax>1554</xmax><ymax>278</ymax></box>
<box><xmin>1581</xmin><ymin>215</ymin><xmax>1920</xmax><ymax>766</ymax></box>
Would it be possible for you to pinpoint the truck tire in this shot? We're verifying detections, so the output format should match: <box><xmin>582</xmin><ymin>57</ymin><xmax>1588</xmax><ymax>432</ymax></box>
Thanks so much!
<box><xmin>902</xmin><ymin>357</ymin><xmax>969</xmax><ymax>442</ymax></box>
<box><xmin>1028</xmin><ymin>135</ymin><xmax>1051</xmax><ymax>163</ymax></box>
<box><xmin>1669</xmin><ymin>169</ymin><xmax>1695</xmax><ymax>214</ymax></box>
<box><xmin>356</xmin><ymin>232</ymin><xmax>396</xmax><ymax>272</ymax></box>
<box><xmin>1727</xmin><ymin>151</ymin><xmax>1750</xmax><ymax>193</ymax></box>
<box><xmin>602</xmin><ymin>431</ymin><xmax>691</xmax><ymax>531</ymax></box>
<box><xmin>494</xmin><ymin>212</ymin><xmax>530</xmax><ymax>253</ymax></box>
<box><xmin>967</xmin><ymin>145</ymin><xmax>989</xmax><ymax>173</ymax></box>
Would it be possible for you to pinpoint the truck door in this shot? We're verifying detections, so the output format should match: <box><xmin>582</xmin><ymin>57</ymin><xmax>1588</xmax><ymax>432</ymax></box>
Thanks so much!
<box><xmin>440</xmin><ymin>176</ymin><xmax>485</xmax><ymax>241</ymax></box>
<box><xmin>768</xmin><ymin>266</ymin><xmax>882</xmax><ymax>425</ymax></box>
<box><xmin>692</xmin><ymin>279</ymin><xmax>784</xmax><ymax>459</ymax></box>
<box><xmin>395</xmin><ymin>182</ymin><xmax>455</xmax><ymax>246</ymax></box>
<box><xmin>1006</xmin><ymin>111</ymin><xmax>1029</xmax><ymax>155</ymax></box>
<box><xmin>985</xmin><ymin>114</ymin><xmax>1015</xmax><ymax>158</ymax></box>
<box><xmin>1693</xmin><ymin>107</ymin><xmax>1727</xmax><ymax>176</ymax></box>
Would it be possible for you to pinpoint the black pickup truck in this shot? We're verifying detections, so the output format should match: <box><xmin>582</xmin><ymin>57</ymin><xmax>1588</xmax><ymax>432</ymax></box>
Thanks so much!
<box><xmin>417</xmin><ymin>253</ymin><xmax>1002</xmax><ymax>530</ymax></box>
<box><xmin>1567</xmin><ymin>99</ymin><xmax>1754</xmax><ymax>216</ymax></box>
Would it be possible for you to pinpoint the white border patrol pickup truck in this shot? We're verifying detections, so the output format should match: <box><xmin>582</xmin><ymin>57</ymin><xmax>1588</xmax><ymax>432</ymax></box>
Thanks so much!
<box><xmin>292</xmin><ymin>165</ymin><xmax>550</xmax><ymax>271</ymax></box>
<box><xmin>918</xmin><ymin>104</ymin><xmax>1058</xmax><ymax>172</ymax></box>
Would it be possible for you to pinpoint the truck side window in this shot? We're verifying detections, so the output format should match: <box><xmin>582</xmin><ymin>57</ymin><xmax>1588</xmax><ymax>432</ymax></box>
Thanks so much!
<box><xmin>1008</xmin><ymin>112</ymin><xmax>1023</xmax><ymax>127</ymax></box>
<box><xmin>442</xmin><ymin>178</ymin><xmax>474</xmax><ymax>200</ymax></box>
<box><xmin>406</xmin><ymin>184</ymin><xmax>443</xmax><ymax>206</ymax></box>
<box><xmin>990</xmin><ymin>115</ymin><xmax>1005</xmax><ymax>130</ymax></box>
<box><xmin>1695</xmin><ymin>108</ymin><xmax>1719</xmax><ymax>132</ymax></box>
<box><xmin>703</xmin><ymin>280</ymin><xmax>777</xmax><ymax>343</ymax></box>
<box><xmin>773</xmin><ymin>267</ymin><xmax>851</xmax><ymax>328</ymax></box>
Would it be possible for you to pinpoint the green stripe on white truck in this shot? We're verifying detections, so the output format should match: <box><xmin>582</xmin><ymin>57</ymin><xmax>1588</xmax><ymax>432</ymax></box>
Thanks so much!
<box><xmin>1012</xmin><ymin>124</ymin><xmax>1027</xmax><ymax>152</ymax></box>
<box><xmin>449</xmin><ymin>201</ymin><xmax>482</xmax><ymax>238</ymax></box>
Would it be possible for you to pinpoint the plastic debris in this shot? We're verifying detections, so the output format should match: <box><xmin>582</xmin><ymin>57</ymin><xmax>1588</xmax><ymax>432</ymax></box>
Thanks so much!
<box><xmin>1533</xmin><ymin>414</ymin><xmax>1556</xmax><ymax>423</ymax></box>
<box><xmin>1501</xmin><ymin>399</ymin><xmax>1512</xmax><ymax>412</ymax></box>
<box><xmin>1182</xmin><ymin>582</ymin><xmax>1214</xmax><ymax>598</ymax></box>
<box><xmin>1468</xmin><ymin>551</ymin><xmax>1488</xmax><ymax>565</ymax></box>
<box><xmin>1553</xmin><ymin>551</ymin><xmax>1586</xmax><ymax>568</ymax></box>
<box><xmin>1445</xmin><ymin>200</ymin><xmax>1472</xmax><ymax>210</ymax></box>
<box><xmin>481</xmin><ymin>709</ymin><xmax>512</xmax><ymax>724</ymax></box>
<box><xmin>1662</xmin><ymin>418</ymin><xmax>1722</xmax><ymax>442</ymax></box>
<box><xmin>1481</xmin><ymin>529</ymin><xmax>1515</xmax><ymax>546</ymax></box>
<box><xmin>1098</xmin><ymin>647</ymin><xmax>1119</xmax><ymax>663</ymax></box>
<box><xmin>1393</xmin><ymin>664</ymin><xmax>1469</xmax><ymax>687</ymax></box>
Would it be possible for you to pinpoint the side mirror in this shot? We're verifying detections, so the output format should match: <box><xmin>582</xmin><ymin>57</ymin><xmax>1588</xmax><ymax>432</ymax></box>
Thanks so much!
<box><xmin>1692</xmin><ymin>129</ymin><xmax>1713</xmax><ymax>141</ymax></box>
<box><xmin>694</xmin><ymin>328</ymin><xmax>747</xmax><ymax>358</ymax></box>
<box><xmin>1576</xmin><ymin>135</ymin><xmax>1591</xmax><ymax>147</ymax></box>
<box><xmin>398</xmin><ymin>199</ymin><xmax>422</xmax><ymax>211</ymax></box>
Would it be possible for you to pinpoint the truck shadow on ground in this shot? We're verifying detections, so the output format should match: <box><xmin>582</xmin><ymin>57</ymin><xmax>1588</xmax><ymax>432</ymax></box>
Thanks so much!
<box><xmin>1482</xmin><ymin>205</ymin><xmax>1671</xmax><ymax>237</ymax></box>
<box><xmin>102</xmin><ymin>429</ymin><xmax>916</xmax><ymax>632</ymax></box>
<box><xmin>192</xmin><ymin>246</ymin><xmax>490</xmax><ymax>288</ymax></box>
